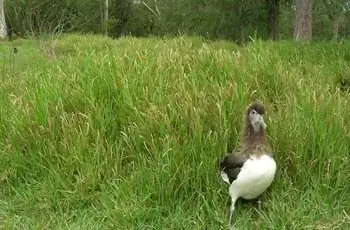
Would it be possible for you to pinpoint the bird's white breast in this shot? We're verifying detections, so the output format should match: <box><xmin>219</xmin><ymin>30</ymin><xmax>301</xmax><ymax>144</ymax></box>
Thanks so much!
<box><xmin>229</xmin><ymin>154</ymin><xmax>277</xmax><ymax>200</ymax></box>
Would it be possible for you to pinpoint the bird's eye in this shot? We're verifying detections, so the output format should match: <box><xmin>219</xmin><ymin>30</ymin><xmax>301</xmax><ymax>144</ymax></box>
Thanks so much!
<box><xmin>252</xmin><ymin>110</ymin><xmax>257</xmax><ymax>115</ymax></box>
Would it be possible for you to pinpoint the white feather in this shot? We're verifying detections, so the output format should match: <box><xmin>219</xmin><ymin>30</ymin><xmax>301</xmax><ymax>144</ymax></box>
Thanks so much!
<box><xmin>221</xmin><ymin>171</ymin><xmax>230</xmax><ymax>185</ymax></box>
<box><xmin>229</xmin><ymin>154</ymin><xmax>276</xmax><ymax>200</ymax></box>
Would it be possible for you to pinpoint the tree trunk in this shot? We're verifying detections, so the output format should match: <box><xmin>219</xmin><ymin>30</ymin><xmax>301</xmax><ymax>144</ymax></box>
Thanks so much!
<box><xmin>0</xmin><ymin>0</ymin><xmax>8</xmax><ymax>40</ymax></box>
<box><xmin>332</xmin><ymin>17</ymin><xmax>339</xmax><ymax>41</ymax></box>
<box><xmin>104</xmin><ymin>0</ymin><xmax>108</xmax><ymax>36</ymax></box>
<box><xmin>321</xmin><ymin>0</ymin><xmax>345</xmax><ymax>41</ymax></box>
<box><xmin>240</xmin><ymin>27</ymin><xmax>245</xmax><ymax>44</ymax></box>
<box><xmin>267</xmin><ymin>0</ymin><xmax>280</xmax><ymax>40</ymax></box>
<box><xmin>294</xmin><ymin>0</ymin><xmax>312</xmax><ymax>41</ymax></box>
<box><xmin>331</xmin><ymin>11</ymin><xmax>344</xmax><ymax>41</ymax></box>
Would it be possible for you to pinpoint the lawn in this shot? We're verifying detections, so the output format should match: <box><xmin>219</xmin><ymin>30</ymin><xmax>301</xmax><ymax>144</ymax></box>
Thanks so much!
<box><xmin>0</xmin><ymin>34</ymin><xmax>349</xmax><ymax>229</ymax></box>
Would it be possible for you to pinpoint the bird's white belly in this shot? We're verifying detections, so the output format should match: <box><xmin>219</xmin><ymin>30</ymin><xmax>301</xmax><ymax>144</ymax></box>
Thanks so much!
<box><xmin>229</xmin><ymin>154</ymin><xmax>276</xmax><ymax>200</ymax></box>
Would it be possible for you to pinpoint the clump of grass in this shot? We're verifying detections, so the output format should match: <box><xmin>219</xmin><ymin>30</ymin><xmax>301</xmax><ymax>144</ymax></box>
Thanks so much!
<box><xmin>1</xmin><ymin>35</ymin><xmax>350</xmax><ymax>229</ymax></box>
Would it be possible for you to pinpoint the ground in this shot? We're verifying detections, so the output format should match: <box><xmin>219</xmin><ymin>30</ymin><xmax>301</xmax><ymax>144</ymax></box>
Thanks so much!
<box><xmin>0</xmin><ymin>34</ymin><xmax>349</xmax><ymax>229</ymax></box>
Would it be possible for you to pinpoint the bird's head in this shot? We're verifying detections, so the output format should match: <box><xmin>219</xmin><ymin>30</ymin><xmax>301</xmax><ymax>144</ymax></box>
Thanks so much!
<box><xmin>245</xmin><ymin>102</ymin><xmax>267</xmax><ymax>134</ymax></box>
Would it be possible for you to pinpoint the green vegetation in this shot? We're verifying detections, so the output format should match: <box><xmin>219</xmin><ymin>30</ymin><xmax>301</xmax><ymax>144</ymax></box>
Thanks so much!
<box><xmin>4</xmin><ymin>0</ymin><xmax>350</xmax><ymax>42</ymax></box>
<box><xmin>1</xmin><ymin>35</ymin><xmax>350</xmax><ymax>229</ymax></box>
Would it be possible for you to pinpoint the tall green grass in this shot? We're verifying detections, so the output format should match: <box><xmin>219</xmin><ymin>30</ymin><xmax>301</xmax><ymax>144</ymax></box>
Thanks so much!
<box><xmin>0</xmin><ymin>34</ymin><xmax>350</xmax><ymax>229</ymax></box>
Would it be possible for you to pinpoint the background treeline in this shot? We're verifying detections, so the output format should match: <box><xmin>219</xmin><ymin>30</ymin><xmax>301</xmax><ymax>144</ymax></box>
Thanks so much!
<box><xmin>4</xmin><ymin>0</ymin><xmax>350</xmax><ymax>42</ymax></box>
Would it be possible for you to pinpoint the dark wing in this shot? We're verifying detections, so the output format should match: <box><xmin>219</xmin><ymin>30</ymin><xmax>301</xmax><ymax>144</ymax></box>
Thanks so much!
<box><xmin>219</xmin><ymin>154</ymin><xmax>248</xmax><ymax>183</ymax></box>
<box><xmin>225</xmin><ymin>168</ymin><xmax>243</xmax><ymax>184</ymax></box>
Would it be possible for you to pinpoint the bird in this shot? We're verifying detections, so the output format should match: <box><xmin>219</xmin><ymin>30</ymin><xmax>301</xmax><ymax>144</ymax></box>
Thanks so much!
<box><xmin>218</xmin><ymin>101</ymin><xmax>277</xmax><ymax>229</ymax></box>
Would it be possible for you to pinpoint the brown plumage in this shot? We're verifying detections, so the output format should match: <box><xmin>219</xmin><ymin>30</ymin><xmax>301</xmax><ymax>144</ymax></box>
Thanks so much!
<box><xmin>240</xmin><ymin>102</ymin><xmax>272</xmax><ymax>157</ymax></box>
<box><xmin>218</xmin><ymin>101</ymin><xmax>277</xmax><ymax>228</ymax></box>
<box><xmin>219</xmin><ymin>101</ymin><xmax>272</xmax><ymax>184</ymax></box>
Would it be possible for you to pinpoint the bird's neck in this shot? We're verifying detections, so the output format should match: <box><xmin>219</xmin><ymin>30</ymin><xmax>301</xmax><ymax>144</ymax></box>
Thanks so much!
<box><xmin>243</xmin><ymin>124</ymin><xmax>265</xmax><ymax>141</ymax></box>
<box><xmin>241</xmin><ymin>125</ymin><xmax>270</xmax><ymax>154</ymax></box>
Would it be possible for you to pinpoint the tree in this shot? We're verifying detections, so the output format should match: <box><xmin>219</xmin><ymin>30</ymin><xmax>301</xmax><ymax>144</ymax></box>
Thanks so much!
<box><xmin>294</xmin><ymin>0</ymin><xmax>312</xmax><ymax>41</ymax></box>
<box><xmin>104</xmin><ymin>0</ymin><xmax>109</xmax><ymax>36</ymax></box>
<box><xmin>321</xmin><ymin>0</ymin><xmax>347</xmax><ymax>41</ymax></box>
<box><xmin>266</xmin><ymin>0</ymin><xmax>281</xmax><ymax>40</ymax></box>
<box><xmin>0</xmin><ymin>0</ymin><xmax>7</xmax><ymax>39</ymax></box>
<box><xmin>110</xmin><ymin>0</ymin><xmax>132</xmax><ymax>37</ymax></box>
